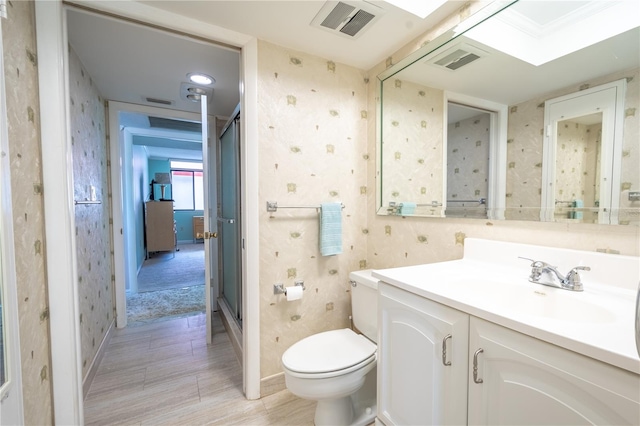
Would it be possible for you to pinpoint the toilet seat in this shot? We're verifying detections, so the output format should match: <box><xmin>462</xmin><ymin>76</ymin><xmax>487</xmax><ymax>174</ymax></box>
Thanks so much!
<box><xmin>282</xmin><ymin>328</ymin><xmax>376</xmax><ymax>379</ymax></box>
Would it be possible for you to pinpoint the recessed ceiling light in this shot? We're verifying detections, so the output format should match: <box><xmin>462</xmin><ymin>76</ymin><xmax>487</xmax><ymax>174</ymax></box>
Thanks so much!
<box><xmin>186</xmin><ymin>94</ymin><xmax>202</xmax><ymax>102</ymax></box>
<box><xmin>384</xmin><ymin>0</ymin><xmax>447</xmax><ymax>19</ymax></box>
<box><xmin>187</xmin><ymin>72</ymin><xmax>215</xmax><ymax>86</ymax></box>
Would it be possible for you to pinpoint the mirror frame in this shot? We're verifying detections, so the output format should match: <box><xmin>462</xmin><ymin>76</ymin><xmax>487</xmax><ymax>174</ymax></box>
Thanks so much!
<box><xmin>375</xmin><ymin>0</ymin><xmax>517</xmax><ymax>217</ymax></box>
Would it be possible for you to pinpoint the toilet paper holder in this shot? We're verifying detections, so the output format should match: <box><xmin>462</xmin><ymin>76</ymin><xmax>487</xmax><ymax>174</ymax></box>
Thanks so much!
<box><xmin>274</xmin><ymin>281</ymin><xmax>306</xmax><ymax>295</ymax></box>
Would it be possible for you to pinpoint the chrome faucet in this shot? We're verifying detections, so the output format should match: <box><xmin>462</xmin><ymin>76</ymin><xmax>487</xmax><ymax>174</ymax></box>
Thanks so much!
<box><xmin>519</xmin><ymin>257</ymin><xmax>590</xmax><ymax>291</ymax></box>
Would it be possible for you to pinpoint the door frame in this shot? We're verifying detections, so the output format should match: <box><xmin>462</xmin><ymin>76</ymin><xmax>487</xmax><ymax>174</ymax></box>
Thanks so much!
<box><xmin>444</xmin><ymin>91</ymin><xmax>508</xmax><ymax>220</ymax></box>
<box><xmin>541</xmin><ymin>79</ymin><xmax>626</xmax><ymax>224</ymax></box>
<box><xmin>35</xmin><ymin>1</ymin><xmax>261</xmax><ymax>423</ymax></box>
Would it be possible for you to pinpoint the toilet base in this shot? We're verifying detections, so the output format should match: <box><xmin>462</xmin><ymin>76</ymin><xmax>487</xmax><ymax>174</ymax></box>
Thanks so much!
<box><xmin>313</xmin><ymin>367</ymin><xmax>377</xmax><ymax>426</ymax></box>
<box><xmin>315</xmin><ymin>396</ymin><xmax>354</xmax><ymax>425</ymax></box>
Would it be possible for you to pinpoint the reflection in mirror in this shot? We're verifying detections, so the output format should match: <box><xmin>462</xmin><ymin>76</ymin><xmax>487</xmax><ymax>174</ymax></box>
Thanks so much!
<box><xmin>446</xmin><ymin>103</ymin><xmax>489</xmax><ymax>218</ymax></box>
<box><xmin>378</xmin><ymin>0</ymin><xmax>639</xmax><ymax>225</ymax></box>
<box><xmin>381</xmin><ymin>78</ymin><xmax>445</xmax><ymax>217</ymax></box>
<box><xmin>552</xmin><ymin>113</ymin><xmax>602</xmax><ymax>223</ymax></box>
<box><xmin>541</xmin><ymin>79</ymin><xmax>626</xmax><ymax>224</ymax></box>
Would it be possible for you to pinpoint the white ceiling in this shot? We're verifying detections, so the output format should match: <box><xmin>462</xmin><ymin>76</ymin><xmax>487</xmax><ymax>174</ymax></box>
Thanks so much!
<box><xmin>138</xmin><ymin>0</ymin><xmax>465</xmax><ymax>71</ymax></box>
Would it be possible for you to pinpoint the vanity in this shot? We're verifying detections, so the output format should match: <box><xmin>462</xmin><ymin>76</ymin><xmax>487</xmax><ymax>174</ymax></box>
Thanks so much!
<box><xmin>373</xmin><ymin>238</ymin><xmax>640</xmax><ymax>425</ymax></box>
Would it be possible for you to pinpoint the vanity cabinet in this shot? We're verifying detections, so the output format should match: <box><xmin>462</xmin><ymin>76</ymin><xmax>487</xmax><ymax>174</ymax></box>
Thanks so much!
<box><xmin>468</xmin><ymin>317</ymin><xmax>640</xmax><ymax>425</ymax></box>
<box><xmin>378</xmin><ymin>282</ymin><xmax>640</xmax><ymax>426</ymax></box>
<box><xmin>378</xmin><ymin>283</ymin><xmax>469</xmax><ymax>426</ymax></box>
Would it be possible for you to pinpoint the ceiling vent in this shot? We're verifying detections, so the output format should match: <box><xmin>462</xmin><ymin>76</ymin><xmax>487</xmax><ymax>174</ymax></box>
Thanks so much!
<box><xmin>145</xmin><ymin>97</ymin><xmax>172</xmax><ymax>106</ymax></box>
<box><xmin>311</xmin><ymin>1</ymin><xmax>385</xmax><ymax>39</ymax></box>
<box><xmin>427</xmin><ymin>42</ymin><xmax>488</xmax><ymax>71</ymax></box>
<box><xmin>148</xmin><ymin>117</ymin><xmax>202</xmax><ymax>133</ymax></box>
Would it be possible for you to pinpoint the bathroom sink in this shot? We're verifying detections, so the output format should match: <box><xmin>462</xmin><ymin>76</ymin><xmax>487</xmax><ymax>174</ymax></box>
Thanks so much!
<box><xmin>445</xmin><ymin>277</ymin><xmax>617</xmax><ymax>324</ymax></box>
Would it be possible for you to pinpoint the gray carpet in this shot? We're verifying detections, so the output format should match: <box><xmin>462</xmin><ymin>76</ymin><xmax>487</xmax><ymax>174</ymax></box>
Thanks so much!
<box><xmin>137</xmin><ymin>243</ymin><xmax>205</xmax><ymax>292</ymax></box>
<box><xmin>126</xmin><ymin>285</ymin><xmax>205</xmax><ymax>327</ymax></box>
<box><xmin>128</xmin><ymin>243</ymin><xmax>206</xmax><ymax>326</ymax></box>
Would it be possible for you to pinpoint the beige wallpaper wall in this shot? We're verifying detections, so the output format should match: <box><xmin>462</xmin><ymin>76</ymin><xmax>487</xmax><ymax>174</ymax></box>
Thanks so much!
<box><xmin>553</xmin><ymin>120</ymin><xmax>601</xmax><ymax>223</ymax></box>
<box><xmin>381</xmin><ymin>79</ymin><xmax>444</xmax><ymax>216</ymax></box>
<box><xmin>257</xmin><ymin>40</ymin><xmax>369</xmax><ymax>379</ymax></box>
<box><xmin>2</xmin><ymin>0</ymin><xmax>53</xmax><ymax>423</ymax></box>
<box><xmin>68</xmin><ymin>46</ymin><xmax>114</xmax><ymax>379</ymax></box>
<box><xmin>365</xmin><ymin>3</ymin><xmax>639</xmax><ymax>271</ymax></box>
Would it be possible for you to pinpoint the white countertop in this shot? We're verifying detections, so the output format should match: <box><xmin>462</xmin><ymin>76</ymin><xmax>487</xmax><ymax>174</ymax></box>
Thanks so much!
<box><xmin>372</xmin><ymin>238</ymin><xmax>640</xmax><ymax>375</ymax></box>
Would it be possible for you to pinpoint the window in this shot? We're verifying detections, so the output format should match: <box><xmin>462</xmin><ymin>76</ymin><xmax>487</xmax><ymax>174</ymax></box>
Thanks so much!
<box><xmin>170</xmin><ymin>161</ymin><xmax>203</xmax><ymax>210</ymax></box>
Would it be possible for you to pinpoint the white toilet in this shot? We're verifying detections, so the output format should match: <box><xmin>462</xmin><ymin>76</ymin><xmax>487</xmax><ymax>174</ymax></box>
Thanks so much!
<box><xmin>281</xmin><ymin>270</ymin><xmax>378</xmax><ymax>426</ymax></box>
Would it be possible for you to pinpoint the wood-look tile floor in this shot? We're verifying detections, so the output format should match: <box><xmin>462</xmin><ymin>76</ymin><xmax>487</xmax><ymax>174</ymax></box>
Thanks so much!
<box><xmin>84</xmin><ymin>313</ymin><xmax>315</xmax><ymax>425</ymax></box>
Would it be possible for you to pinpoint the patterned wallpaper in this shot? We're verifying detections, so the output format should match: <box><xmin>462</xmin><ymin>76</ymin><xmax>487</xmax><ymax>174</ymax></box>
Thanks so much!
<box><xmin>2</xmin><ymin>0</ymin><xmax>53</xmax><ymax>423</ymax></box>
<box><xmin>381</xmin><ymin>79</ymin><xmax>444</xmax><ymax>216</ymax></box>
<box><xmin>446</xmin><ymin>113</ymin><xmax>490</xmax><ymax>218</ymax></box>
<box><xmin>553</xmin><ymin>120</ymin><xmax>601</xmax><ymax>223</ymax></box>
<box><xmin>506</xmin><ymin>69</ymin><xmax>640</xmax><ymax>224</ymax></box>
<box><xmin>257</xmin><ymin>40</ymin><xmax>368</xmax><ymax>379</ymax></box>
<box><xmin>68</xmin><ymin>47</ymin><xmax>114</xmax><ymax>380</ymax></box>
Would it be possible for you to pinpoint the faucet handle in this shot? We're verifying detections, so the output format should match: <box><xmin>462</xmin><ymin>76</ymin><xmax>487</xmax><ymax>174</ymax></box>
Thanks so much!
<box><xmin>565</xmin><ymin>266</ymin><xmax>590</xmax><ymax>291</ymax></box>
<box><xmin>518</xmin><ymin>256</ymin><xmax>544</xmax><ymax>267</ymax></box>
<box><xmin>519</xmin><ymin>257</ymin><xmax>547</xmax><ymax>281</ymax></box>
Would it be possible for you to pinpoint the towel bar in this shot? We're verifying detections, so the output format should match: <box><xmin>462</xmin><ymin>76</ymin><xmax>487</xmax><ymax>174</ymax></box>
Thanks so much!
<box><xmin>447</xmin><ymin>198</ymin><xmax>486</xmax><ymax>204</ymax></box>
<box><xmin>266</xmin><ymin>201</ymin><xmax>345</xmax><ymax>212</ymax></box>
<box><xmin>74</xmin><ymin>200</ymin><xmax>102</xmax><ymax>205</ymax></box>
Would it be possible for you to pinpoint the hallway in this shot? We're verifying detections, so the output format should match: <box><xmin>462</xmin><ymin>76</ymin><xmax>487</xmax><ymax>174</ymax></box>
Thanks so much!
<box><xmin>84</xmin><ymin>313</ymin><xmax>314</xmax><ymax>425</ymax></box>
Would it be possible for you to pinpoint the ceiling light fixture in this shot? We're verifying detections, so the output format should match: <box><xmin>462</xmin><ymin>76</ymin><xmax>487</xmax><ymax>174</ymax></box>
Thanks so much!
<box><xmin>187</xmin><ymin>72</ymin><xmax>215</xmax><ymax>86</ymax></box>
<box><xmin>186</xmin><ymin>94</ymin><xmax>202</xmax><ymax>102</ymax></box>
<box><xmin>384</xmin><ymin>0</ymin><xmax>448</xmax><ymax>19</ymax></box>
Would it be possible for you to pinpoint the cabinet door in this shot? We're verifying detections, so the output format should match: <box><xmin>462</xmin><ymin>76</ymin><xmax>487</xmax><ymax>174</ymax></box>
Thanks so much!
<box><xmin>468</xmin><ymin>317</ymin><xmax>640</xmax><ymax>425</ymax></box>
<box><xmin>378</xmin><ymin>283</ymin><xmax>469</xmax><ymax>426</ymax></box>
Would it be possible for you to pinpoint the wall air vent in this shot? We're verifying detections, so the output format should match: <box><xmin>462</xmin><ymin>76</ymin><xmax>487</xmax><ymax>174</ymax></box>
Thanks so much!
<box><xmin>427</xmin><ymin>42</ymin><xmax>488</xmax><ymax>71</ymax></box>
<box><xmin>311</xmin><ymin>1</ymin><xmax>385</xmax><ymax>39</ymax></box>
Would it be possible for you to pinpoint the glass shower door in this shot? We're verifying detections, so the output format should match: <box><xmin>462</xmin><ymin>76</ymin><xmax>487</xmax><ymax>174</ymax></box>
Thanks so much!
<box><xmin>219</xmin><ymin>113</ymin><xmax>242</xmax><ymax>326</ymax></box>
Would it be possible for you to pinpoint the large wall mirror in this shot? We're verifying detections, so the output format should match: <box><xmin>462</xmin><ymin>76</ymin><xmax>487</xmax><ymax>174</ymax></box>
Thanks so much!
<box><xmin>377</xmin><ymin>0</ymin><xmax>639</xmax><ymax>225</ymax></box>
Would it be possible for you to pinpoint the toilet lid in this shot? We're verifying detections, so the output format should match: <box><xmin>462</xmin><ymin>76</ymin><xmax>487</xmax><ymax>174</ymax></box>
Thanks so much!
<box><xmin>282</xmin><ymin>328</ymin><xmax>376</xmax><ymax>374</ymax></box>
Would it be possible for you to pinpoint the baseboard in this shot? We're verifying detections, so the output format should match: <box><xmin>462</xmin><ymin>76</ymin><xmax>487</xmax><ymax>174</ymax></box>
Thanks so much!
<box><xmin>260</xmin><ymin>372</ymin><xmax>286</xmax><ymax>397</ymax></box>
<box><xmin>83</xmin><ymin>319</ymin><xmax>115</xmax><ymax>400</ymax></box>
<box><xmin>217</xmin><ymin>298</ymin><xmax>243</xmax><ymax>366</ymax></box>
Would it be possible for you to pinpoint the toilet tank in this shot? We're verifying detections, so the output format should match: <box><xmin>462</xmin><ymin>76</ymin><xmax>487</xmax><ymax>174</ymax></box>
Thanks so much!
<box><xmin>349</xmin><ymin>269</ymin><xmax>379</xmax><ymax>343</ymax></box>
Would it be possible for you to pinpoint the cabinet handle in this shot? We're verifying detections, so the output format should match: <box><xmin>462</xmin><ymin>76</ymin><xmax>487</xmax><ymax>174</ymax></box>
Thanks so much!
<box><xmin>442</xmin><ymin>334</ymin><xmax>452</xmax><ymax>366</ymax></box>
<box><xmin>473</xmin><ymin>348</ymin><xmax>484</xmax><ymax>384</ymax></box>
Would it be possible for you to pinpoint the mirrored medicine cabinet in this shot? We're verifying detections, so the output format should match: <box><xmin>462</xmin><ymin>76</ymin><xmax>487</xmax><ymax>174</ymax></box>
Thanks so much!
<box><xmin>377</xmin><ymin>0</ymin><xmax>639</xmax><ymax>225</ymax></box>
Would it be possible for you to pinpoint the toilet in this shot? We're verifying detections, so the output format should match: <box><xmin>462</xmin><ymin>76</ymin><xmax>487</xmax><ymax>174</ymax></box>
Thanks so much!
<box><xmin>281</xmin><ymin>270</ymin><xmax>378</xmax><ymax>426</ymax></box>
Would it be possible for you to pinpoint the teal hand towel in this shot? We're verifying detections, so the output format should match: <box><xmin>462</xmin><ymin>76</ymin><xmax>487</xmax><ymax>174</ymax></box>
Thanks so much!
<box><xmin>573</xmin><ymin>199</ymin><xmax>584</xmax><ymax>220</ymax></box>
<box><xmin>400</xmin><ymin>202</ymin><xmax>416</xmax><ymax>215</ymax></box>
<box><xmin>319</xmin><ymin>203</ymin><xmax>342</xmax><ymax>256</ymax></box>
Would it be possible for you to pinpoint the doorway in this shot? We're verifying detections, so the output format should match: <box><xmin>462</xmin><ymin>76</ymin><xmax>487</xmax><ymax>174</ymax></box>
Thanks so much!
<box><xmin>446</xmin><ymin>102</ymin><xmax>491</xmax><ymax>218</ymax></box>
<box><xmin>36</xmin><ymin>2</ymin><xmax>261</xmax><ymax>421</ymax></box>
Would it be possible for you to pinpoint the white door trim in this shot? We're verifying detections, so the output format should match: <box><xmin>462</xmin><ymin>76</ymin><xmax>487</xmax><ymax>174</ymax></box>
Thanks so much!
<box><xmin>34</xmin><ymin>2</ymin><xmax>84</xmax><ymax>424</ymax></box>
<box><xmin>444</xmin><ymin>91</ymin><xmax>508</xmax><ymax>220</ymax></box>
<box><xmin>38</xmin><ymin>0</ymin><xmax>261</xmax><ymax>421</ymax></box>
<box><xmin>541</xmin><ymin>79</ymin><xmax>626</xmax><ymax>224</ymax></box>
